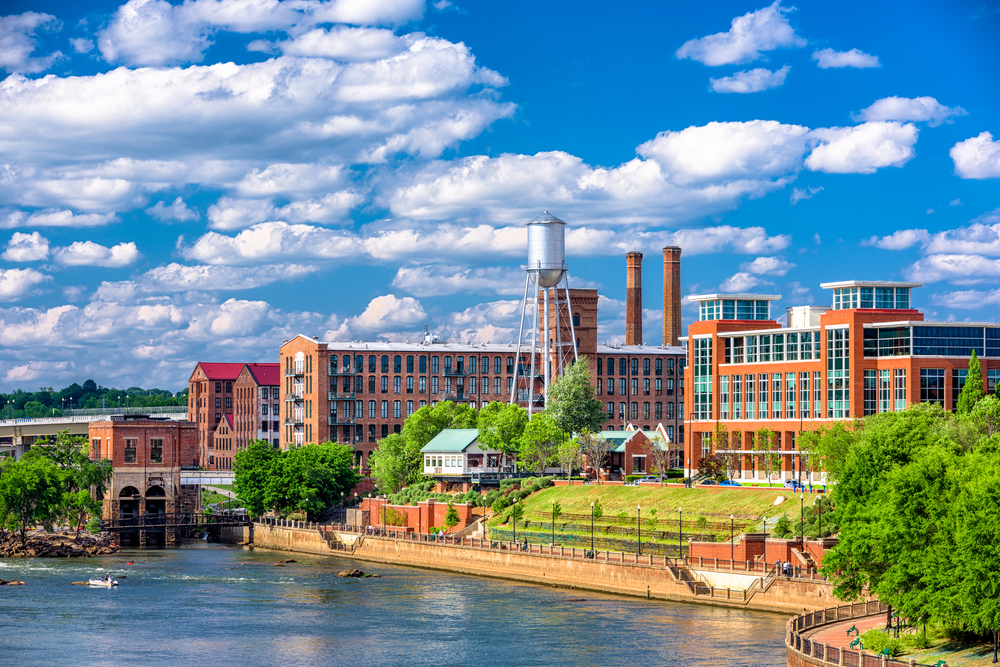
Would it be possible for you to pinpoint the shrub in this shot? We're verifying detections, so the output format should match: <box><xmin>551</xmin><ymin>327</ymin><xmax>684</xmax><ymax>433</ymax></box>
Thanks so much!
<box><xmin>858</xmin><ymin>629</ymin><xmax>902</xmax><ymax>657</ymax></box>
<box><xmin>492</xmin><ymin>497</ymin><xmax>511</xmax><ymax>513</ymax></box>
<box><xmin>772</xmin><ymin>515</ymin><xmax>794</xmax><ymax>538</ymax></box>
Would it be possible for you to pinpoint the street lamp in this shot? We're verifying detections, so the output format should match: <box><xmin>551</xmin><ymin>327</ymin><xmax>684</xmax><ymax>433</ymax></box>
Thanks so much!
<box><xmin>678</xmin><ymin>506</ymin><xmax>683</xmax><ymax>561</ymax></box>
<box><xmin>800</xmin><ymin>489</ymin><xmax>805</xmax><ymax>547</ymax></box>
<box><xmin>512</xmin><ymin>498</ymin><xmax>517</xmax><ymax>545</ymax></box>
<box><xmin>551</xmin><ymin>500</ymin><xmax>555</xmax><ymax>545</ymax></box>
<box><xmin>637</xmin><ymin>504</ymin><xmax>642</xmax><ymax>557</ymax></box>
<box><xmin>590</xmin><ymin>501</ymin><xmax>595</xmax><ymax>555</ymax></box>
<box><xmin>730</xmin><ymin>514</ymin><xmax>735</xmax><ymax>565</ymax></box>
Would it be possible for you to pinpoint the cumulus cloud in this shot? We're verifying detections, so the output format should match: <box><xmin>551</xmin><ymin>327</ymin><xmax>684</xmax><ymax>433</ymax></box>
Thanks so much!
<box><xmin>805</xmin><ymin>122</ymin><xmax>918</xmax><ymax>174</ymax></box>
<box><xmin>854</xmin><ymin>96</ymin><xmax>967</xmax><ymax>127</ymax></box>
<box><xmin>811</xmin><ymin>48</ymin><xmax>879</xmax><ymax>69</ymax></box>
<box><xmin>95</xmin><ymin>262</ymin><xmax>318</xmax><ymax>299</ymax></box>
<box><xmin>259</xmin><ymin>26</ymin><xmax>409</xmax><ymax>61</ymax></box>
<box><xmin>719</xmin><ymin>272</ymin><xmax>773</xmax><ymax>292</ymax></box>
<box><xmin>52</xmin><ymin>241</ymin><xmax>140</xmax><ymax>268</ymax></box>
<box><xmin>790</xmin><ymin>185</ymin><xmax>822</xmax><ymax>204</ymax></box>
<box><xmin>98</xmin><ymin>0</ymin><xmax>425</xmax><ymax>66</ymax></box>
<box><xmin>675</xmin><ymin>1</ymin><xmax>805</xmax><ymax>66</ymax></box>
<box><xmin>206</xmin><ymin>191</ymin><xmax>362</xmax><ymax>229</ymax></box>
<box><xmin>182</xmin><ymin>221</ymin><xmax>363</xmax><ymax>264</ymax></box>
<box><xmin>0</xmin><ymin>12</ymin><xmax>62</xmax><ymax>74</ymax></box>
<box><xmin>436</xmin><ymin>299</ymin><xmax>520</xmax><ymax>344</ymax></box>
<box><xmin>2</xmin><ymin>232</ymin><xmax>50</xmax><ymax>262</ymax></box>
<box><xmin>348</xmin><ymin>294</ymin><xmax>427</xmax><ymax>332</ymax></box>
<box><xmin>146</xmin><ymin>197</ymin><xmax>199</xmax><ymax>222</ymax></box>
<box><xmin>931</xmin><ymin>288</ymin><xmax>1000</xmax><ymax>310</ymax></box>
<box><xmin>951</xmin><ymin>132</ymin><xmax>1000</xmax><ymax>179</ymax></box>
<box><xmin>863</xmin><ymin>229</ymin><xmax>931</xmax><ymax>250</ymax></box>
<box><xmin>904</xmin><ymin>254</ymin><xmax>1000</xmax><ymax>284</ymax></box>
<box><xmin>0</xmin><ymin>209</ymin><xmax>119</xmax><ymax>229</ymax></box>
<box><xmin>391</xmin><ymin>265</ymin><xmax>523</xmax><ymax>297</ymax></box>
<box><xmin>740</xmin><ymin>256</ymin><xmax>795</xmax><ymax>276</ymax></box>
<box><xmin>0</xmin><ymin>267</ymin><xmax>51</xmax><ymax>300</ymax></box>
<box><xmin>69</xmin><ymin>37</ymin><xmax>93</xmax><ymax>53</ymax></box>
<box><xmin>709</xmin><ymin>66</ymin><xmax>789</xmax><ymax>93</ymax></box>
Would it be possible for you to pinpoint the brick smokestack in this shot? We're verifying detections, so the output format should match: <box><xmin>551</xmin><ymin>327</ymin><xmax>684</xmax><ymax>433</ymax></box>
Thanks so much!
<box><xmin>625</xmin><ymin>252</ymin><xmax>643</xmax><ymax>345</ymax></box>
<box><xmin>662</xmin><ymin>246</ymin><xmax>682</xmax><ymax>347</ymax></box>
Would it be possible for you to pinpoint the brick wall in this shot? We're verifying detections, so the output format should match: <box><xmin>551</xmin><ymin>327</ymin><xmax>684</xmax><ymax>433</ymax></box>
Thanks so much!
<box><xmin>362</xmin><ymin>497</ymin><xmax>474</xmax><ymax>532</ymax></box>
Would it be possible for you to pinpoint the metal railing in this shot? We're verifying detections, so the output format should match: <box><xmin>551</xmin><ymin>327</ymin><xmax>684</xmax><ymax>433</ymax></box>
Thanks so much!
<box><xmin>101</xmin><ymin>511</ymin><xmax>250</xmax><ymax>531</ymax></box>
<box><xmin>787</xmin><ymin>601</ymin><xmax>943</xmax><ymax>667</ymax></box>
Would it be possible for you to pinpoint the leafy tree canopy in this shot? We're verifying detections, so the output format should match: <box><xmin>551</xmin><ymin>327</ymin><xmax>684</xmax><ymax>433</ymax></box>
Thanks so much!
<box><xmin>545</xmin><ymin>357</ymin><xmax>604</xmax><ymax>435</ymax></box>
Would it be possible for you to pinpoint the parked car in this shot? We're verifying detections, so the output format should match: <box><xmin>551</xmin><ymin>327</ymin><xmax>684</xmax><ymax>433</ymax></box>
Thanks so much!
<box><xmin>783</xmin><ymin>479</ymin><xmax>804</xmax><ymax>490</ymax></box>
<box><xmin>636</xmin><ymin>476</ymin><xmax>660</xmax><ymax>484</ymax></box>
<box><xmin>719</xmin><ymin>480</ymin><xmax>742</xmax><ymax>487</ymax></box>
<box><xmin>699</xmin><ymin>479</ymin><xmax>717</xmax><ymax>485</ymax></box>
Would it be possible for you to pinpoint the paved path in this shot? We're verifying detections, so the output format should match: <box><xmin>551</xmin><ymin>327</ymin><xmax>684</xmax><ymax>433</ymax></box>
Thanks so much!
<box><xmin>204</xmin><ymin>485</ymin><xmax>237</xmax><ymax>499</ymax></box>
<box><xmin>803</xmin><ymin>612</ymin><xmax>889</xmax><ymax>649</ymax></box>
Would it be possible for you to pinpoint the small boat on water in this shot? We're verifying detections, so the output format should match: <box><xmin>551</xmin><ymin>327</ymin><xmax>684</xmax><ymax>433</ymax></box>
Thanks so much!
<box><xmin>88</xmin><ymin>578</ymin><xmax>119</xmax><ymax>588</ymax></box>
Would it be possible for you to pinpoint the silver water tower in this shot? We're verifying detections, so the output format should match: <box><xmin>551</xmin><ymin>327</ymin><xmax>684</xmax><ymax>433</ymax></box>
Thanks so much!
<box><xmin>509</xmin><ymin>212</ymin><xmax>579</xmax><ymax>415</ymax></box>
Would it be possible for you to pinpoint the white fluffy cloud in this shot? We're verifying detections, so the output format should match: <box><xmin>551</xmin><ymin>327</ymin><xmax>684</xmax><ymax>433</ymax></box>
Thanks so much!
<box><xmin>95</xmin><ymin>263</ymin><xmax>317</xmax><ymax>299</ymax></box>
<box><xmin>324</xmin><ymin>294</ymin><xmax>427</xmax><ymax>338</ymax></box>
<box><xmin>2</xmin><ymin>231</ymin><xmax>50</xmax><ymax>262</ymax></box>
<box><xmin>182</xmin><ymin>221</ymin><xmax>364</xmax><ymax>264</ymax></box>
<box><xmin>0</xmin><ymin>267</ymin><xmax>51</xmax><ymax>300</ymax></box>
<box><xmin>391</xmin><ymin>265</ymin><xmax>524</xmax><ymax>297</ymax></box>
<box><xmin>863</xmin><ymin>229</ymin><xmax>931</xmax><ymax>250</ymax></box>
<box><xmin>0</xmin><ymin>12</ymin><xmax>62</xmax><ymax>74</ymax></box>
<box><xmin>740</xmin><ymin>256</ymin><xmax>795</xmax><ymax>276</ymax></box>
<box><xmin>206</xmin><ymin>191</ymin><xmax>363</xmax><ymax>229</ymax></box>
<box><xmin>52</xmin><ymin>241</ymin><xmax>140</xmax><ymax>268</ymax></box>
<box><xmin>790</xmin><ymin>185</ymin><xmax>822</xmax><ymax>204</ymax></box>
<box><xmin>146</xmin><ymin>197</ymin><xmax>199</xmax><ymax>222</ymax></box>
<box><xmin>0</xmin><ymin>209</ymin><xmax>119</xmax><ymax>229</ymax></box>
<box><xmin>676</xmin><ymin>1</ymin><xmax>805</xmax><ymax>66</ymax></box>
<box><xmin>805</xmin><ymin>122</ymin><xmax>918</xmax><ymax>174</ymax></box>
<box><xmin>811</xmin><ymin>48</ymin><xmax>879</xmax><ymax>69</ymax></box>
<box><xmin>254</xmin><ymin>26</ymin><xmax>410</xmax><ymax>61</ymax></box>
<box><xmin>710</xmin><ymin>66</ymin><xmax>789</xmax><ymax>93</ymax></box>
<box><xmin>719</xmin><ymin>272</ymin><xmax>773</xmax><ymax>293</ymax></box>
<box><xmin>931</xmin><ymin>288</ymin><xmax>1000</xmax><ymax>310</ymax></box>
<box><xmin>98</xmin><ymin>0</ymin><xmax>425</xmax><ymax>66</ymax></box>
<box><xmin>865</xmin><ymin>209</ymin><xmax>1000</xmax><ymax>256</ymax></box>
<box><xmin>951</xmin><ymin>132</ymin><xmax>1000</xmax><ymax>179</ymax></box>
<box><xmin>904</xmin><ymin>254</ymin><xmax>1000</xmax><ymax>284</ymax></box>
<box><xmin>854</xmin><ymin>96</ymin><xmax>966</xmax><ymax>127</ymax></box>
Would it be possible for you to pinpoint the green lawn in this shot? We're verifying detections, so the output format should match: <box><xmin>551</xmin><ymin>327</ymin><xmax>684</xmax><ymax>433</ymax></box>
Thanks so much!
<box><xmin>514</xmin><ymin>484</ymin><xmax>792</xmax><ymax>523</ymax></box>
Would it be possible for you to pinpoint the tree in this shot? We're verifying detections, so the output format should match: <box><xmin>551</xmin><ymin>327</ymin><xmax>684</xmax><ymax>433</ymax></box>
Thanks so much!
<box><xmin>591</xmin><ymin>499</ymin><xmax>603</xmax><ymax>522</ymax></box>
<box><xmin>234</xmin><ymin>440</ymin><xmax>281</xmax><ymax>518</ymax></box>
<box><xmin>518</xmin><ymin>413</ymin><xmax>561</xmax><ymax>473</ymax></box>
<box><xmin>646</xmin><ymin>508</ymin><xmax>659</xmax><ymax>532</ymax></box>
<box><xmin>27</xmin><ymin>430</ymin><xmax>111</xmax><ymax>538</ymax></box>
<box><xmin>443</xmin><ymin>502</ymin><xmax>460</xmax><ymax>530</ymax></box>
<box><xmin>556</xmin><ymin>436</ymin><xmax>582</xmax><ymax>480</ymax></box>
<box><xmin>752</xmin><ymin>427</ymin><xmax>781</xmax><ymax>486</ymax></box>
<box><xmin>971</xmin><ymin>395</ymin><xmax>1000</xmax><ymax>438</ymax></box>
<box><xmin>578</xmin><ymin>431</ymin><xmax>611</xmax><ymax>483</ymax></box>
<box><xmin>649</xmin><ymin>435</ymin><xmax>671</xmax><ymax>484</ymax></box>
<box><xmin>369</xmin><ymin>433</ymin><xmax>420</xmax><ymax>494</ymax></box>
<box><xmin>957</xmin><ymin>349</ymin><xmax>985</xmax><ymax>414</ymax></box>
<box><xmin>712</xmin><ymin>422</ymin><xmax>729</xmax><ymax>453</ymax></box>
<box><xmin>402</xmin><ymin>401</ymin><xmax>477</xmax><ymax>451</ymax></box>
<box><xmin>698</xmin><ymin>453</ymin><xmax>726</xmax><ymax>479</ymax></box>
<box><xmin>266</xmin><ymin>442</ymin><xmax>361</xmax><ymax>518</ymax></box>
<box><xmin>477</xmin><ymin>402</ymin><xmax>528</xmax><ymax>469</ymax></box>
<box><xmin>0</xmin><ymin>457</ymin><xmax>65</xmax><ymax>541</ymax></box>
<box><xmin>546</xmin><ymin>357</ymin><xmax>604</xmax><ymax>435</ymax></box>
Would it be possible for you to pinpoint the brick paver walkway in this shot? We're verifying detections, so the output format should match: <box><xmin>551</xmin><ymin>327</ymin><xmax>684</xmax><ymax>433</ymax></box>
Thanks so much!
<box><xmin>804</xmin><ymin>613</ymin><xmax>889</xmax><ymax>649</ymax></box>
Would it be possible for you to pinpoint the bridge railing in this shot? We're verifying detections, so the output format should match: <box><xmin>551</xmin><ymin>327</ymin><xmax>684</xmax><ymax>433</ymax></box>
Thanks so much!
<box><xmin>101</xmin><ymin>511</ymin><xmax>250</xmax><ymax>531</ymax></box>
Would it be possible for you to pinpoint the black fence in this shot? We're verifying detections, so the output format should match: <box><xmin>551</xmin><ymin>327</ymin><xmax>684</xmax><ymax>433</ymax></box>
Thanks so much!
<box><xmin>101</xmin><ymin>512</ymin><xmax>250</xmax><ymax>531</ymax></box>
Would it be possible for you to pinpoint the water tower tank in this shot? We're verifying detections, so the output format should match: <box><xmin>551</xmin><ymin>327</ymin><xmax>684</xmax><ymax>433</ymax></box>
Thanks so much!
<box><xmin>526</xmin><ymin>211</ymin><xmax>567</xmax><ymax>287</ymax></box>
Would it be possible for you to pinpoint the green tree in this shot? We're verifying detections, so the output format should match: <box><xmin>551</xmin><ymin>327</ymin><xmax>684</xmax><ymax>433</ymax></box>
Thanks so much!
<box><xmin>698</xmin><ymin>453</ymin><xmax>726</xmax><ymax>479</ymax></box>
<box><xmin>579</xmin><ymin>431</ymin><xmax>611</xmax><ymax>483</ymax></box>
<box><xmin>556</xmin><ymin>436</ymin><xmax>581</xmax><ymax>480</ymax></box>
<box><xmin>591</xmin><ymin>498</ymin><xmax>603</xmax><ymax>521</ymax></box>
<box><xmin>27</xmin><ymin>431</ymin><xmax>111</xmax><ymax>538</ymax></box>
<box><xmin>0</xmin><ymin>456</ymin><xmax>66</xmax><ymax>541</ymax></box>
<box><xmin>546</xmin><ymin>357</ymin><xmax>604</xmax><ymax>434</ymax></box>
<box><xmin>646</xmin><ymin>508</ymin><xmax>658</xmax><ymax>532</ymax></box>
<box><xmin>233</xmin><ymin>440</ymin><xmax>281</xmax><ymax>518</ymax></box>
<box><xmin>518</xmin><ymin>413</ymin><xmax>561</xmax><ymax>473</ymax></box>
<box><xmin>266</xmin><ymin>442</ymin><xmax>361</xmax><ymax>518</ymax></box>
<box><xmin>369</xmin><ymin>433</ymin><xmax>420</xmax><ymax>494</ymax></box>
<box><xmin>971</xmin><ymin>395</ymin><xmax>1000</xmax><ymax>438</ymax></box>
<box><xmin>477</xmin><ymin>402</ymin><xmax>528</xmax><ymax>469</ymax></box>
<box><xmin>649</xmin><ymin>435</ymin><xmax>671</xmax><ymax>484</ymax></box>
<box><xmin>753</xmin><ymin>427</ymin><xmax>780</xmax><ymax>485</ymax></box>
<box><xmin>957</xmin><ymin>350</ymin><xmax>985</xmax><ymax>414</ymax></box>
<box><xmin>443</xmin><ymin>502</ymin><xmax>460</xmax><ymax>529</ymax></box>
<box><xmin>552</xmin><ymin>500</ymin><xmax>563</xmax><ymax>524</ymax></box>
<box><xmin>402</xmin><ymin>401</ymin><xmax>478</xmax><ymax>451</ymax></box>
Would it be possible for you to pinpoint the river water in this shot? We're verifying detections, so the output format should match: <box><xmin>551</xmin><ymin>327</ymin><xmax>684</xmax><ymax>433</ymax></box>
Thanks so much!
<box><xmin>0</xmin><ymin>544</ymin><xmax>789</xmax><ymax>666</ymax></box>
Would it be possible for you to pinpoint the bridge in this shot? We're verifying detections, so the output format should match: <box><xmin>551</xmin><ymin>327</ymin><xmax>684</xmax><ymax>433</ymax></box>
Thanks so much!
<box><xmin>100</xmin><ymin>512</ymin><xmax>252</xmax><ymax>532</ymax></box>
<box><xmin>0</xmin><ymin>407</ymin><xmax>188</xmax><ymax>458</ymax></box>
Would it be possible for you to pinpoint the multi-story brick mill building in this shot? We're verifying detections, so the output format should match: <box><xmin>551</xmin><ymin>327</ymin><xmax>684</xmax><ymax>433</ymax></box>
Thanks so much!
<box><xmin>280</xmin><ymin>249</ymin><xmax>689</xmax><ymax>473</ymax></box>
<box><xmin>682</xmin><ymin>280</ymin><xmax>1000</xmax><ymax>484</ymax></box>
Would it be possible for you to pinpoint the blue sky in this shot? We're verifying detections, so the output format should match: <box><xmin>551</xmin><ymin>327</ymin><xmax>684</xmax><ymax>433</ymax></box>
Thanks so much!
<box><xmin>0</xmin><ymin>0</ymin><xmax>998</xmax><ymax>390</ymax></box>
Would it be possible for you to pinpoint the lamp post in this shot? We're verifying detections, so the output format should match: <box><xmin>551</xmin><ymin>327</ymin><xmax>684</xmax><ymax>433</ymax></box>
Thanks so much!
<box><xmin>800</xmin><ymin>489</ymin><xmax>805</xmax><ymax>547</ymax></box>
<box><xmin>730</xmin><ymin>514</ymin><xmax>735</xmax><ymax>565</ymax></box>
<box><xmin>818</xmin><ymin>494</ymin><xmax>823</xmax><ymax>540</ymax></box>
<box><xmin>551</xmin><ymin>500</ymin><xmax>555</xmax><ymax>545</ymax></box>
<box><xmin>512</xmin><ymin>498</ymin><xmax>517</xmax><ymax>545</ymax></box>
<box><xmin>678</xmin><ymin>506</ymin><xmax>683</xmax><ymax>561</ymax></box>
<box><xmin>637</xmin><ymin>504</ymin><xmax>642</xmax><ymax>557</ymax></box>
<box><xmin>590</xmin><ymin>501</ymin><xmax>595</xmax><ymax>555</ymax></box>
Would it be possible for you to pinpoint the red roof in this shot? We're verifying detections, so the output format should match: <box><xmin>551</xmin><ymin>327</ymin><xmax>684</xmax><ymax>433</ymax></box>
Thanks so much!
<box><xmin>246</xmin><ymin>363</ymin><xmax>280</xmax><ymax>386</ymax></box>
<box><xmin>225</xmin><ymin>414</ymin><xmax>234</xmax><ymax>429</ymax></box>
<box><xmin>197</xmin><ymin>362</ymin><xmax>246</xmax><ymax>381</ymax></box>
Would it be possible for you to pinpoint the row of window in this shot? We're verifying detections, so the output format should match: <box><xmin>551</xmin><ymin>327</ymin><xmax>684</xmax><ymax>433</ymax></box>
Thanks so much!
<box><xmin>832</xmin><ymin>286</ymin><xmax>910</xmax><ymax>311</ymax></box>
<box><xmin>331</xmin><ymin>354</ymin><xmax>516</xmax><ymax>376</ymax></box>
<box><xmin>698</xmin><ymin>299</ymin><xmax>771</xmax><ymax>321</ymax></box>
<box><xmin>596</xmin><ymin>377</ymin><xmax>681</xmax><ymax>397</ymax></box>
<box><xmin>331</xmin><ymin>375</ymin><xmax>515</xmax><ymax>396</ymax></box>
<box><xmin>863</xmin><ymin>326</ymin><xmax>1000</xmax><ymax>358</ymax></box>
<box><xmin>119</xmin><ymin>437</ymin><xmax>163</xmax><ymax>464</ymax></box>
<box><xmin>717</xmin><ymin>372</ymin><xmax>824</xmax><ymax>420</ymax></box>
<box><xmin>595</xmin><ymin>357</ymin><xmax>680</xmax><ymax>376</ymax></box>
<box><xmin>604</xmin><ymin>401</ymin><xmax>681</xmax><ymax>422</ymax></box>
<box><xmin>723</xmin><ymin>331</ymin><xmax>821</xmax><ymax>364</ymax></box>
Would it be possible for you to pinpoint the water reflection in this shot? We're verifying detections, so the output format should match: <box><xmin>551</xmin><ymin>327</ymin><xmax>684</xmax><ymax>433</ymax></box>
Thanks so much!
<box><xmin>0</xmin><ymin>544</ymin><xmax>790</xmax><ymax>667</ymax></box>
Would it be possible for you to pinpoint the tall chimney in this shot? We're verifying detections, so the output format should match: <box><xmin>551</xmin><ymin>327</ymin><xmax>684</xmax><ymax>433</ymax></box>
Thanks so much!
<box><xmin>625</xmin><ymin>251</ymin><xmax>643</xmax><ymax>346</ymax></box>
<box><xmin>662</xmin><ymin>246</ymin><xmax>682</xmax><ymax>347</ymax></box>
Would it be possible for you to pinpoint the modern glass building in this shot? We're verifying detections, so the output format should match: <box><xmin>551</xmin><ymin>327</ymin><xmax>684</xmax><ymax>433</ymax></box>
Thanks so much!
<box><xmin>682</xmin><ymin>280</ymin><xmax>996</xmax><ymax>484</ymax></box>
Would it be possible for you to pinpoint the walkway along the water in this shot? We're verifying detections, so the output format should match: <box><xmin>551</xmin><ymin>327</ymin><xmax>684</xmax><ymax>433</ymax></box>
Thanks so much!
<box><xmin>785</xmin><ymin>601</ymin><xmax>947</xmax><ymax>667</ymax></box>
<box><xmin>222</xmin><ymin>518</ymin><xmax>844</xmax><ymax>615</ymax></box>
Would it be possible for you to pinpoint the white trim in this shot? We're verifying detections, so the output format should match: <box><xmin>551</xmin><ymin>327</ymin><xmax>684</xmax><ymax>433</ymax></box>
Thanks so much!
<box><xmin>687</xmin><ymin>293</ymin><xmax>782</xmax><ymax>302</ymax></box>
<box><xmin>820</xmin><ymin>280</ymin><xmax>922</xmax><ymax>289</ymax></box>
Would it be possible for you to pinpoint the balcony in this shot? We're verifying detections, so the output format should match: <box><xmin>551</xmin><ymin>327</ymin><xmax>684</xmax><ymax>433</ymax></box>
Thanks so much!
<box><xmin>285</xmin><ymin>415</ymin><xmax>304</xmax><ymax>425</ymax></box>
<box><xmin>443</xmin><ymin>392</ymin><xmax>466</xmax><ymax>402</ymax></box>
<box><xmin>328</xmin><ymin>415</ymin><xmax>356</xmax><ymax>426</ymax></box>
<box><xmin>284</xmin><ymin>392</ymin><xmax>304</xmax><ymax>402</ymax></box>
<box><xmin>443</xmin><ymin>368</ymin><xmax>467</xmax><ymax>377</ymax></box>
<box><xmin>328</xmin><ymin>391</ymin><xmax>356</xmax><ymax>401</ymax></box>
<box><xmin>328</xmin><ymin>366</ymin><xmax>356</xmax><ymax>376</ymax></box>
<box><xmin>285</xmin><ymin>368</ymin><xmax>305</xmax><ymax>377</ymax></box>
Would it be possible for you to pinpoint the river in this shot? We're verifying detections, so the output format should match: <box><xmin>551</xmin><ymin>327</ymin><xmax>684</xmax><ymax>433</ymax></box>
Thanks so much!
<box><xmin>0</xmin><ymin>543</ymin><xmax>789</xmax><ymax>666</ymax></box>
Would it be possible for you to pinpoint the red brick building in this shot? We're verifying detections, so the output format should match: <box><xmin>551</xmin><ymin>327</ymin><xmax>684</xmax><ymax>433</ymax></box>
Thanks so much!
<box><xmin>233</xmin><ymin>363</ymin><xmax>281</xmax><ymax>455</ymax></box>
<box><xmin>212</xmin><ymin>415</ymin><xmax>235</xmax><ymax>470</ymax></box>
<box><xmin>683</xmin><ymin>280</ymin><xmax>1000</xmax><ymax>484</ymax></box>
<box><xmin>89</xmin><ymin>415</ymin><xmax>198</xmax><ymax>545</ymax></box>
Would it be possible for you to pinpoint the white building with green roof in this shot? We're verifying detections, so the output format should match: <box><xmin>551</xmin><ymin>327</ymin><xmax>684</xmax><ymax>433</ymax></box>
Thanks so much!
<box><xmin>420</xmin><ymin>428</ymin><xmax>503</xmax><ymax>486</ymax></box>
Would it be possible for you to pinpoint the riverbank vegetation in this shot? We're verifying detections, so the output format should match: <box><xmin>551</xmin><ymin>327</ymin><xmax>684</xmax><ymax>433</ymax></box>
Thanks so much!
<box><xmin>0</xmin><ymin>431</ymin><xmax>110</xmax><ymax>546</ymax></box>
<box><xmin>233</xmin><ymin>440</ymin><xmax>359</xmax><ymax>519</ymax></box>
<box><xmin>0</xmin><ymin>380</ymin><xmax>186</xmax><ymax>419</ymax></box>
<box><xmin>819</xmin><ymin>390</ymin><xmax>1000</xmax><ymax>660</ymax></box>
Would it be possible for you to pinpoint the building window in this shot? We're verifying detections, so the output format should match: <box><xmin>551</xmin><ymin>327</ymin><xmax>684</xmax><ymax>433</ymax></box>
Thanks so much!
<box><xmin>261</xmin><ymin>404</ymin><xmax>268</xmax><ymax>416</ymax></box>
<box><xmin>607</xmin><ymin>379</ymin><xmax>614</xmax><ymax>396</ymax></box>
<box><xmin>631</xmin><ymin>378</ymin><xmax>639</xmax><ymax>395</ymax></box>
<box><xmin>864</xmin><ymin>370</ymin><xmax>877</xmax><ymax>416</ymax></box>
<box><xmin>432</xmin><ymin>377</ymin><xmax>439</xmax><ymax>394</ymax></box>
<box><xmin>470</xmin><ymin>377</ymin><xmax>477</xmax><ymax>394</ymax></box>
<box><xmin>419</xmin><ymin>376</ymin><xmax>426</xmax><ymax>393</ymax></box>
<box><xmin>951</xmin><ymin>369</ymin><xmax>968</xmax><ymax>411</ymax></box>
<box><xmin>597</xmin><ymin>358</ymin><xmax>603</xmax><ymax>375</ymax></box>
<box><xmin>226</xmin><ymin>397</ymin><xmax>232</xmax><ymax>409</ymax></box>
<box><xmin>878</xmin><ymin>370</ymin><xmax>891</xmax><ymax>413</ymax></box>
<box><xmin>216</xmin><ymin>382</ymin><xmax>222</xmax><ymax>392</ymax></box>
<box><xmin>368</xmin><ymin>376</ymin><xmax>376</xmax><ymax>394</ymax></box>
<box><xmin>643</xmin><ymin>359</ymin><xmax>650</xmax><ymax>376</ymax></box>
<box><xmin>381</xmin><ymin>425</ymin><xmax>389</xmax><ymax>439</ymax></box>
<box><xmin>654</xmin><ymin>402</ymin><xmax>662</xmax><ymax>419</ymax></box>
<box><xmin>643</xmin><ymin>378</ymin><xmax>650</xmax><ymax>395</ymax></box>
<box><xmin>666</xmin><ymin>402</ymin><xmax>675</xmax><ymax>419</ymax></box>
<box><xmin>368</xmin><ymin>401</ymin><xmax>376</xmax><ymax>418</ymax></box>
<box><xmin>619</xmin><ymin>358</ymin><xmax>627</xmax><ymax>375</ymax></box>
<box><xmin>631</xmin><ymin>359</ymin><xmax>639</xmax><ymax>376</ymax></box>
<box><xmin>393</xmin><ymin>355</ymin><xmax>401</xmax><ymax>373</ymax></box>
<box><xmin>495</xmin><ymin>377</ymin><xmax>502</xmax><ymax>395</ymax></box>
<box><xmin>445</xmin><ymin>377</ymin><xmax>452</xmax><ymax>394</ymax></box>
<box><xmin>799</xmin><ymin>372</ymin><xmax>809</xmax><ymax>419</ymax></box>
<box><xmin>406</xmin><ymin>376</ymin><xmax>414</xmax><ymax>394</ymax></box>
<box><xmin>597</xmin><ymin>378</ymin><xmax>603</xmax><ymax>394</ymax></box>
<box><xmin>381</xmin><ymin>401</ymin><xmax>389</xmax><ymax>418</ymax></box>
<box><xmin>393</xmin><ymin>401</ymin><xmax>401</xmax><ymax>418</ymax></box>
<box><xmin>920</xmin><ymin>369</ymin><xmax>946</xmax><ymax>406</ymax></box>
<box><xmin>827</xmin><ymin>328</ymin><xmax>850</xmax><ymax>419</ymax></box>
<box><xmin>606</xmin><ymin>402</ymin><xmax>614</xmax><ymax>418</ymax></box>
<box><xmin>406</xmin><ymin>400</ymin><xmax>414</xmax><ymax>416</ymax></box>
<box><xmin>745</xmin><ymin>374</ymin><xmax>755</xmax><ymax>420</ymax></box>
<box><xmin>733</xmin><ymin>374</ymin><xmax>742</xmax><ymax>420</ymax></box>
<box><xmin>607</xmin><ymin>358</ymin><xmax>614</xmax><ymax>375</ymax></box>
<box><xmin>368</xmin><ymin>355</ymin><xmax>376</xmax><ymax>373</ymax></box>
<box><xmin>642</xmin><ymin>402</ymin><xmax>650</xmax><ymax>419</ymax></box>
<box><xmin>619</xmin><ymin>378</ymin><xmax>627</xmax><ymax>396</ymax></box>
<box><xmin>507</xmin><ymin>357</ymin><xmax>515</xmax><ymax>374</ymax></box>
<box><xmin>988</xmin><ymin>369</ymin><xmax>1000</xmax><ymax>394</ymax></box>
<box><xmin>124</xmin><ymin>438</ymin><xmax>137</xmax><ymax>463</ymax></box>
<box><xmin>494</xmin><ymin>357</ymin><xmax>501</xmax><ymax>374</ymax></box>
<box><xmin>619</xmin><ymin>402</ymin><xmax>626</xmax><ymax>420</ymax></box>
<box><xmin>149</xmin><ymin>438</ymin><xmax>163</xmax><ymax>463</ymax></box>
<box><xmin>381</xmin><ymin>376</ymin><xmax>388</xmax><ymax>393</ymax></box>
<box><xmin>573</xmin><ymin>313</ymin><xmax>580</xmax><ymax>327</ymax></box>
<box><xmin>720</xmin><ymin>375</ymin><xmax>729</xmax><ymax>420</ymax></box>
<box><xmin>772</xmin><ymin>374</ymin><xmax>782</xmax><ymax>419</ymax></box>
<box><xmin>759</xmin><ymin>373</ymin><xmax>768</xmax><ymax>420</ymax></box>
<box><xmin>394</xmin><ymin>376</ymin><xmax>401</xmax><ymax>394</ymax></box>
<box><xmin>215</xmin><ymin>397</ymin><xmax>221</xmax><ymax>408</ymax></box>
